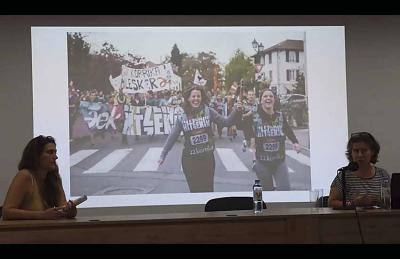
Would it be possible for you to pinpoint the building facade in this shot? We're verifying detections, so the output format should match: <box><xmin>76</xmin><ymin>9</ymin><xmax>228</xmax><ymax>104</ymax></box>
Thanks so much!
<box><xmin>254</xmin><ymin>39</ymin><xmax>305</xmax><ymax>97</ymax></box>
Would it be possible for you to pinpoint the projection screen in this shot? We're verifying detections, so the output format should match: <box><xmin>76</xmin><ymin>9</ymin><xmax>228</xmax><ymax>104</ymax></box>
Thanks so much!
<box><xmin>32</xmin><ymin>26</ymin><xmax>348</xmax><ymax>207</ymax></box>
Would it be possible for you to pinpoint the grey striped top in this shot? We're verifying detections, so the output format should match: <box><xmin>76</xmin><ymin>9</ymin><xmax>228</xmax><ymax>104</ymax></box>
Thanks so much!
<box><xmin>331</xmin><ymin>166</ymin><xmax>390</xmax><ymax>202</ymax></box>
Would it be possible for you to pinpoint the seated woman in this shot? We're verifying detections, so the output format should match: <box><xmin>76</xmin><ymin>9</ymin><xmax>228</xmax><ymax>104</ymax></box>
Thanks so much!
<box><xmin>328</xmin><ymin>132</ymin><xmax>390</xmax><ymax>208</ymax></box>
<box><xmin>2</xmin><ymin>135</ymin><xmax>77</xmax><ymax>220</ymax></box>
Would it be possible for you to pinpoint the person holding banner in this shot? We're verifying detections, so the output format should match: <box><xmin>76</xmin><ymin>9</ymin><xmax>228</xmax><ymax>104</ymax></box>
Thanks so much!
<box><xmin>158</xmin><ymin>84</ymin><xmax>243</xmax><ymax>192</ymax></box>
<box><xmin>244</xmin><ymin>88</ymin><xmax>301</xmax><ymax>191</ymax></box>
<box><xmin>2</xmin><ymin>136</ymin><xmax>77</xmax><ymax>220</ymax></box>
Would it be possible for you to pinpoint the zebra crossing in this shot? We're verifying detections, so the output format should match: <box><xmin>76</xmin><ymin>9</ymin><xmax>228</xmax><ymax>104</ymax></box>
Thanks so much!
<box><xmin>133</xmin><ymin>147</ymin><xmax>162</xmax><ymax>172</ymax></box>
<box><xmin>286</xmin><ymin>150</ymin><xmax>310</xmax><ymax>166</ymax></box>
<box><xmin>83</xmin><ymin>149</ymin><xmax>132</xmax><ymax>174</ymax></box>
<box><xmin>70</xmin><ymin>149</ymin><xmax>98</xmax><ymax>167</ymax></box>
<box><xmin>215</xmin><ymin>148</ymin><xmax>248</xmax><ymax>172</ymax></box>
<box><xmin>71</xmin><ymin>147</ymin><xmax>308</xmax><ymax>174</ymax></box>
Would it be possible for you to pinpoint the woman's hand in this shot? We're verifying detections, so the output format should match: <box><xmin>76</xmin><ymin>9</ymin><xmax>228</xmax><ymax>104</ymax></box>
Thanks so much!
<box><xmin>157</xmin><ymin>158</ymin><xmax>164</xmax><ymax>169</ymax></box>
<box><xmin>56</xmin><ymin>200</ymin><xmax>77</xmax><ymax>219</ymax></box>
<box><xmin>41</xmin><ymin>207</ymin><xmax>65</xmax><ymax>220</ymax></box>
<box><xmin>352</xmin><ymin>194</ymin><xmax>380</xmax><ymax>207</ymax></box>
<box><xmin>234</xmin><ymin>101</ymin><xmax>243</xmax><ymax>111</ymax></box>
<box><xmin>63</xmin><ymin>200</ymin><xmax>77</xmax><ymax>219</ymax></box>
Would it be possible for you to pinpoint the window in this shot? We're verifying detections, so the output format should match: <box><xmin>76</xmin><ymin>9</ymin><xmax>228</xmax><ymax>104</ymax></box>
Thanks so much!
<box><xmin>288</xmin><ymin>51</ymin><xmax>296</xmax><ymax>62</ymax></box>
<box><xmin>286</xmin><ymin>50</ymin><xmax>299</xmax><ymax>63</ymax></box>
<box><xmin>269</xmin><ymin>70</ymin><xmax>272</xmax><ymax>81</ymax></box>
<box><xmin>269</xmin><ymin>53</ymin><xmax>272</xmax><ymax>64</ymax></box>
<box><xmin>286</xmin><ymin>69</ymin><xmax>296</xmax><ymax>81</ymax></box>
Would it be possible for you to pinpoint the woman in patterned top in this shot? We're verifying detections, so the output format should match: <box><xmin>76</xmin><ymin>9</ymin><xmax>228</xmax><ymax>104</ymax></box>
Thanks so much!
<box><xmin>328</xmin><ymin>132</ymin><xmax>390</xmax><ymax>208</ymax></box>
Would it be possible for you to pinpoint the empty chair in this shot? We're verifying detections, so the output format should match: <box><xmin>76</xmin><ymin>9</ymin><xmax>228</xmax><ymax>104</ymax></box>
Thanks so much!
<box><xmin>204</xmin><ymin>196</ymin><xmax>267</xmax><ymax>212</ymax></box>
<box><xmin>316</xmin><ymin>196</ymin><xmax>329</xmax><ymax>208</ymax></box>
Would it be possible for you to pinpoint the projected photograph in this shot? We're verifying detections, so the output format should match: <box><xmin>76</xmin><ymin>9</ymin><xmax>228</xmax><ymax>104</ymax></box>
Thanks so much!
<box><xmin>67</xmin><ymin>28</ymin><xmax>311</xmax><ymax>196</ymax></box>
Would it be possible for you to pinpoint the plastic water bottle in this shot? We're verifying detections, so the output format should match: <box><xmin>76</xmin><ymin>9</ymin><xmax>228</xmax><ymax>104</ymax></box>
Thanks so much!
<box><xmin>253</xmin><ymin>179</ymin><xmax>263</xmax><ymax>214</ymax></box>
<box><xmin>381</xmin><ymin>179</ymin><xmax>391</xmax><ymax>209</ymax></box>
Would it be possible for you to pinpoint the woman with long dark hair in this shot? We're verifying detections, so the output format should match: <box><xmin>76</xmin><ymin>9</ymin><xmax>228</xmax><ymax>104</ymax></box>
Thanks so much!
<box><xmin>2</xmin><ymin>135</ymin><xmax>77</xmax><ymax>220</ymax></box>
<box><xmin>158</xmin><ymin>84</ymin><xmax>242</xmax><ymax>192</ymax></box>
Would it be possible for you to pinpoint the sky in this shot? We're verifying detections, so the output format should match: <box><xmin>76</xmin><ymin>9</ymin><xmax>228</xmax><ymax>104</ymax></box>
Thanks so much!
<box><xmin>69</xmin><ymin>27</ymin><xmax>305</xmax><ymax>66</ymax></box>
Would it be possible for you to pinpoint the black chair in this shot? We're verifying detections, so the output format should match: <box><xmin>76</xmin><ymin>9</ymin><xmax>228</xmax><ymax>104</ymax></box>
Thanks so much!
<box><xmin>204</xmin><ymin>196</ymin><xmax>267</xmax><ymax>212</ymax></box>
<box><xmin>391</xmin><ymin>173</ymin><xmax>400</xmax><ymax>209</ymax></box>
<box><xmin>316</xmin><ymin>196</ymin><xmax>329</xmax><ymax>208</ymax></box>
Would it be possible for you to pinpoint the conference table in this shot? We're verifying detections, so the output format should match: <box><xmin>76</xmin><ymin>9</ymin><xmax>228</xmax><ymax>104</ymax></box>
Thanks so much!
<box><xmin>1</xmin><ymin>207</ymin><xmax>399</xmax><ymax>243</ymax></box>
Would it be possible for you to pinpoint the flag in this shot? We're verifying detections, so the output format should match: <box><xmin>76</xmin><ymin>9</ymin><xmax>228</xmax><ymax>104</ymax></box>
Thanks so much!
<box><xmin>194</xmin><ymin>69</ymin><xmax>207</xmax><ymax>86</ymax></box>
<box><xmin>109</xmin><ymin>74</ymin><xmax>122</xmax><ymax>91</ymax></box>
<box><xmin>255</xmin><ymin>72</ymin><xmax>265</xmax><ymax>82</ymax></box>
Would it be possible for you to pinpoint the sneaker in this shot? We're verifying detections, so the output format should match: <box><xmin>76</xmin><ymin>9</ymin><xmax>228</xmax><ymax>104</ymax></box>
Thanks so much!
<box><xmin>242</xmin><ymin>140</ymin><xmax>247</xmax><ymax>152</ymax></box>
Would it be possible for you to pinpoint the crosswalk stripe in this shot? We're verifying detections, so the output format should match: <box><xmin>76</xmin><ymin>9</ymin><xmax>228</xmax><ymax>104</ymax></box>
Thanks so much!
<box><xmin>216</xmin><ymin>148</ymin><xmax>248</xmax><ymax>172</ymax></box>
<box><xmin>286</xmin><ymin>150</ymin><xmax>310</xmax><ymax>166</ymax></box>
<box><xmin>70</xmin><ymin>149</ymin><xmax>98</xmax><ymax>167</ymax></box>
<box><xmin>133</xmin><ymin>147</ymin><xmax>162</xmax><ymax>172</ymax></box>
<box><xmin>83</xmin><ymin>149</ymin><xmax>132</xmax><ymax>174</ymax></box>
<box><xmin>72</xmin><ymin>147</ymin><xmax>309</xmax><ymax>175</ymax></box>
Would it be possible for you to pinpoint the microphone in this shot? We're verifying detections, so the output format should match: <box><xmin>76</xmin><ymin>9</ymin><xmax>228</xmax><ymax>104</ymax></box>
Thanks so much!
<box><xmin>72</xmin><ymin>195</ymin><xmax>87</xmax><ymax>206</ymax></box>
<box><xmin>338</xmin><ymin>161</ymin><xmax>359</xmax><ymax>172</ymax></box>
<box><xmin>57</xmin><ymin>195</ymin><xmax>87</xmax><ymax>212</ymax></box>
<box><xmin>336</xmin><ymin>162</ymin><xmax>358</xmax><ymax>210</ymax></box>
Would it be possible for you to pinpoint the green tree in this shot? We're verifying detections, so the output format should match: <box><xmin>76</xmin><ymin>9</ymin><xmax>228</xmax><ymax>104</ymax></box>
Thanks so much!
<box><xmin>88</xmin><ymin>42</ymin><xmax>124</xmax><ymax>93</ymax></box>
<box><xmin>224</xmin><ymin>49</ymin><xmax>255</xmax><ymax>92</ymax></box>
<box><xmin>170</xmin><ymin>44</ymin><xmax>182</xmax><ymax>74</ymax></box>
<box><xmin>67</xmin><ymin>33</ymin><xmax>91</xmax><ymax>90</ymax></box>
<box><xmin>294</xmin><ymin>72</ymin><xmax>306</xmax><ymax>95</ymax></box>
<box><xmin>179</xmin><ymin>51</ymin><xmax>221</xmax><ymax>92</ymax></box>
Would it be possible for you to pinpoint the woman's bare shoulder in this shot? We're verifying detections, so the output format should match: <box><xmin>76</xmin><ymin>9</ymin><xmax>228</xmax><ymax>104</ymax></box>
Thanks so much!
<box><xmin>13</xmin><ymin>169</ymin><xmax>33</xmax><ymax>184</ymax></box>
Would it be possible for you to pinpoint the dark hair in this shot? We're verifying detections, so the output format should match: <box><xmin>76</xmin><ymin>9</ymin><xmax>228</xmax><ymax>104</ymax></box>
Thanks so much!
<box><xmin>258</xmin><ymin>88</ymin><xmax>281</xmax><ymax>111</ymax></box>
<box><xmin>18</xmin><ymin>135</ymin><xmax>62</xmax><ymax>207</ymax></box>
<box><xmin>346</xmin><ymin>132</ymin><xmax>380</xmax><ymax>164</ymax></box>
<box><xmin>182</xmin><ymin>84</ymin><xmax>209</xmax><ymax>114</ymax></box>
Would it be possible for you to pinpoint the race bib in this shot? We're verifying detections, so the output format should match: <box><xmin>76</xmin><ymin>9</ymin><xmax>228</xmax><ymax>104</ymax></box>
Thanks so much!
<box><xmin>263</xmin><ymin>142</ymin><xmax>279</xmax><ymax>152</ymax></box>
<box><xmin>190</xmin><ymin>133</ymin><xmax>209</xmax><ymax>145</ymax></box>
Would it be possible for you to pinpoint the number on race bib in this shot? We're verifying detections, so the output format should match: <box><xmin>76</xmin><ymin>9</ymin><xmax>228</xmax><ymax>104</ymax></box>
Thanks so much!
<box><xmin>190</xmin><ymin>133</ymin><xmax>209</xmax><ymax>145</ymax></box>
<box><xmin>263</xmin><ymin>142</ymin><xmax>279</xmax><ymax>152</ymax></box>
